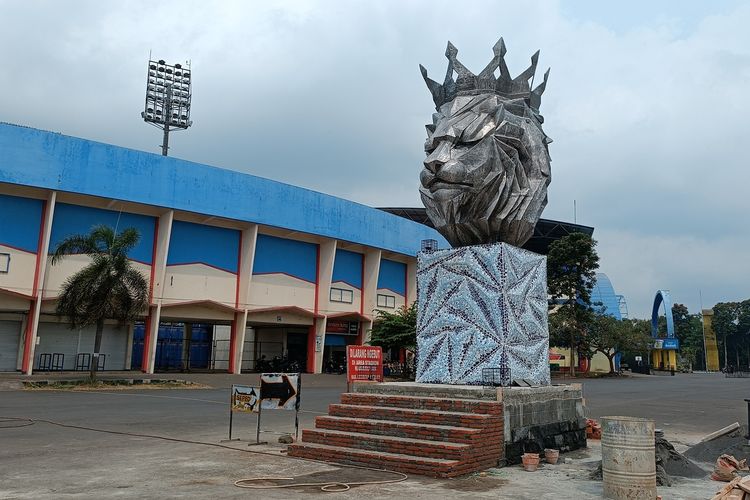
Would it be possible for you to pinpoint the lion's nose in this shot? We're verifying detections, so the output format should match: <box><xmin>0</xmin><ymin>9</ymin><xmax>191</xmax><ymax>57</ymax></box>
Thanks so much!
<box><xmin>424</xmin><ymin>141</ymin><xmax>452</xmax><ymax>173</ymax></box>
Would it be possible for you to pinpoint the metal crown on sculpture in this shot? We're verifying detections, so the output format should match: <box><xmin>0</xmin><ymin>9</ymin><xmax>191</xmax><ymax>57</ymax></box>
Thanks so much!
<box><xmin>419</xmin><ymin>38</ymin><xmax>551</xmax><ymax>248</ymax></box>
<box><xmin>416</xmin><ymin>39</ymin><xmax>552</xmax><ymax>386</ymax></box>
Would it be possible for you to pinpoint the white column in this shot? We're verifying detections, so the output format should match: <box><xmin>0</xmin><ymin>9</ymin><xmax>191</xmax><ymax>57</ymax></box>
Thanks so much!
<box><xmin>142</xmin><ymin>210</ymin><xmax>173</xmax><ymax>374</ymax></box>
<box><xmin>23</xmin><ymin>190</ymin><xmax>56</xmax><ymax>375</ymax></box>
<box><xmin>314</xmin><ymin>240</ymin><xmax>337</xmax><ymax>373</ymax></box>
<box><xmin>406</xmin><ymin>259</ymin><xmax>418</xmax><ymax>306</ymax></box>
<box><xmin>230</xmin><ymin>224</ymin><xmax>257</xmax><ymax>374</ymax></box>
<box><xmin>361</xmin><ymin>249</ymin><xmax>382</xmax><ymax>344</ymax></box>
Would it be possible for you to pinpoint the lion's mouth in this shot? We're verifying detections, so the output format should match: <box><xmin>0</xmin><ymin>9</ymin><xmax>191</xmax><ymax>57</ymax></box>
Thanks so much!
<box><xmin>423</xmin><ymin>175</ymin><xmax>473</xmax><ymax>192</ymax></box>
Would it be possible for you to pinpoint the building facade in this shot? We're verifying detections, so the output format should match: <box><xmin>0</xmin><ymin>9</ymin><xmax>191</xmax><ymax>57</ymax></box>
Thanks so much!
<box><xmin>0</xmin><ymin>123</ymin><xmax>446</xmax><ymax>374</ymax></box>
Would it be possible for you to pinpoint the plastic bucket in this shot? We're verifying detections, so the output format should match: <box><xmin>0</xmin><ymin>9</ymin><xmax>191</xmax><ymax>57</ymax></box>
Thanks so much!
<box><xmin>601</xmin><ymin>416</ymin><xmax>656</xmax><ymax>499</ymax></box>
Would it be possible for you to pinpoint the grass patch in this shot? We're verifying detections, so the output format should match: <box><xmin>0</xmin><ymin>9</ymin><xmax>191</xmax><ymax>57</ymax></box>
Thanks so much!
<box><xmin>24</xmin><ymin>379</ymin><xmax>210</xmax><ymax>391</ymax></box>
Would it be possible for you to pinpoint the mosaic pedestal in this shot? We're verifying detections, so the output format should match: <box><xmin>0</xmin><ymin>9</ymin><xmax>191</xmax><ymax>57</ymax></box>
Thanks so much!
<box><xmin>415</xmin><ymin>242</ymin><xmax>550</xmax><ymax>386</ymax></box>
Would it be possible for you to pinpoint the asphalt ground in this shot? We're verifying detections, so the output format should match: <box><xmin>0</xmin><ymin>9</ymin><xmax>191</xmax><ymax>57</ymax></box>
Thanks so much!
<box><xmin>0</xmin><ymin>371</ymin><xmax>746</xmax><ymax>498</ymax></box>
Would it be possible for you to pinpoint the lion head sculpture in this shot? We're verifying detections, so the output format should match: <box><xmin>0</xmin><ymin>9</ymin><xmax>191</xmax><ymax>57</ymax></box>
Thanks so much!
<box><xmin>419</xmin><ymin>39</ymin><xmax>551</xmax><ymax>248</ymax></box>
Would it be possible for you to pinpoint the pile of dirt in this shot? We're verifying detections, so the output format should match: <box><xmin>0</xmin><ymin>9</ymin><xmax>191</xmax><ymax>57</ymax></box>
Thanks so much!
<box><xmin>685</xmin><ymin>426</ymin><xmax>750</xmax><ymax>465</ymax></box>
<box><xmin>656</xmin><ymin>437</ymin><xmax>706</xmax><ymax>479</ymax></box>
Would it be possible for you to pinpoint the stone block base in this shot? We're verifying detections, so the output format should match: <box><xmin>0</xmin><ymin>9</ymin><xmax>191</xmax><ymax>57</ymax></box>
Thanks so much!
<box><xmin>415</xmin><ymin>242</ymin><xmax>550</xmax><ymax>386</ymax></box>
<box><xmin>501</xmin><ymin>384</ymin><xmax>587</xmax><ymax>464</ymax></box>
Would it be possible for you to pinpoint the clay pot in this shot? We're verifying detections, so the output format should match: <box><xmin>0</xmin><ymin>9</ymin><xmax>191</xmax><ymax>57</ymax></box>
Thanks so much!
<box><xmin>544</xmin><ymin>448</ymin><xmax>560</xmax><ymax>465</ymax></box>
<box><xmin>522</xmin><ymin>453</ymin><xmax>540</xmax><ymax>472</ymax></box>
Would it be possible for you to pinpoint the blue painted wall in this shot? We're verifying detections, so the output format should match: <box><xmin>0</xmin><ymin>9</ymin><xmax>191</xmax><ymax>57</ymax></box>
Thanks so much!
<box><xmin>332</xmin><ymin>249</ymin><xmax>363</xmax><ymax>289</ymax></box>
<box><xmin>0</xmin><ymin>193</ymin><xmax>43</xmax><ymax>253</ymax></box>
<box><xmin>167</xmin><ymin>220</ymin><xmax>240</xmax><ymax>273</ymax></box>
<box><xmin>0</xmin><ymin>123</ymin><xmax>448</xmax><ymax>256</ymax></box>
<box><xmin>253</xmin><ymin>234</ymin><xmax>317</xmax><ymax>283</ymax></box>
<box><xmin>49</xmin><ymin>203</ymin><xmax>156</xmax><ymax>263</ymax></box>
<box><xmin>378</xmin><ymin>259</ymin><xmax>406</xmax><ymax>296</ymax></box>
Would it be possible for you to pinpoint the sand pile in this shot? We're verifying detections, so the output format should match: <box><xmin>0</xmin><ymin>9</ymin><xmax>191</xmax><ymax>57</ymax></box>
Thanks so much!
<box><xmin>686</xmin><ymin>426</ymin><xmax>750</xmax><ymax>464</ymax></box>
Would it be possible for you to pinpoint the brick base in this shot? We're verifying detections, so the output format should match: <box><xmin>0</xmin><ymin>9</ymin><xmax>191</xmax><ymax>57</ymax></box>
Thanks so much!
<box><xmin>288</xmin><ymin>392</ymin><xmax>504</xmax><ymax>478</ymax></box>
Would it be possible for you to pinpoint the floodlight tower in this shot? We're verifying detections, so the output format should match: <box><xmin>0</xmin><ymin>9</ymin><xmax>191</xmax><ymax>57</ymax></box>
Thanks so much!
<box><xmin>141</xmin><ymin>58</ymin><xmax>193</xmax><ymax>156</ymax></box>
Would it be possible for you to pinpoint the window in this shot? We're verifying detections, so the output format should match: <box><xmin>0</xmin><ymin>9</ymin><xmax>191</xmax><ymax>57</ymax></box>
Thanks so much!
<box><xmin>330</xmin><ymin>287</ymin><xmax>354</xmax><ymax>304</ymax></box>
<box><xmin>377</xmin><ymin>294</ymin><xmax>396</xmax><ymax>308</ymax></box>
<box><xmin>0</xmin><ymin>253</ymin><xmax>9</xmax><ymax>273</ymax></box>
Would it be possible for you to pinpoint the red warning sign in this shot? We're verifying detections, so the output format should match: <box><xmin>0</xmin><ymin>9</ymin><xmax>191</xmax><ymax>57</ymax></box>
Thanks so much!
<box><xmin>346</xmin><ymin>345</ymin><xmax>383</xmax><ymax>382</ymax></box>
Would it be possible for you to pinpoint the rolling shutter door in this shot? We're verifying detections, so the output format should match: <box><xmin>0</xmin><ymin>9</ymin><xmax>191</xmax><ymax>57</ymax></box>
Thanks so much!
<box><xmin>36</xmin><ymin>323</ymin><xmax>79</xmax><ymax>370</ymax></box>
<box><xmin>36</xmin><ymin>323</ymin><xmax>129</xmax><ymax>370</ymax></box>
<box><xmin>79</xmin><ymin>325</ymin><xmax>128</xmax><ymax>370</ymax></box>
<box><xmin>0</xmin><ymin>321</ymin><xmax>21</xmax><ymax>371</ymax></box>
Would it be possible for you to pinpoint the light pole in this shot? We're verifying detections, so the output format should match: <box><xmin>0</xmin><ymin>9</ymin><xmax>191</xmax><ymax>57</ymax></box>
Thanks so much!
<box><xmin>141</xmin><ymin>58</ymin><xmax>193</xmax><ymax>156</ymax></box>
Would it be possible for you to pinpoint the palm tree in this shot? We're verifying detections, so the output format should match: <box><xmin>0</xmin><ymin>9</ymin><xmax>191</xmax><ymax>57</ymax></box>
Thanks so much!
<box><xmin>51</xmin><ymin>225</ymin><xmax>149</xmax><ymax>379</ymax></box>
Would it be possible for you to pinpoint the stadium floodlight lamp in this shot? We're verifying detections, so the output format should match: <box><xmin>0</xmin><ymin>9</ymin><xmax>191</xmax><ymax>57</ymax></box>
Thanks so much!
<box><xmin>141</xmin><ymin>57</ymin><xmax>193</xmax><ymax>156</ymax></box>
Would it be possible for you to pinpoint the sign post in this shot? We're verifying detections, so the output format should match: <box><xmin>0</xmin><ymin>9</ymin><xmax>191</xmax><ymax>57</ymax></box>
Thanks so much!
<box><xmin>346</xmin><ymin>345</ymin><xmax>383</xmax><ymax>390</ymax></box>
<box><xmin>259</xmin><ymin>373</ymin><xmax>302</xmax><ymax>441</ymax></box>
<box><xmin>227</xmin><ymin>384</ymin><xmax>259</xmax><ymax>441</ymax></box>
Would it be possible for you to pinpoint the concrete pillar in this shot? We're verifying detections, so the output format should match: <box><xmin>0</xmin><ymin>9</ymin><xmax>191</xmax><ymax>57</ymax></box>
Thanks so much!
<box><xmin>406</xmin><ymin>259</ymin><xmax>417</xmax><ymax>306</ymax></box>
<box><xmin>229</xmin><ymin>310</ymin><xmax>248</xmax><ymax>374</ymax></box>
<box><xmin>668</xmin><ymin>350</ymin><xmax>676</xmax><ymax>370</ymax></box>
<box><xmin>142</xmin><ymin>210</ymin><xmax>173</xmax><ymax>374</ymax></box>
<box><xmin>229</xmin><ymin>225</ymin><xmax>257</xmax><ymax>374</ymax></box>
<box><xmin>142</xmin><ymin>304</ymin><xmax>161</xmax><ymax>373</ymax></box>
<box><xmin>124</xmin><ymin>322</ymin><xmax>134</xmax><ymax>369</ymax></box>
<box><xmin>361</xmin><ymin>249</ymin><xmax>382</xmax><ymax>345</ymax></box>
<box><xmin>22</xmin><ymin>191</ymin><xmax>56</xmax><ymax>375</ymax></box>
<box><xmin>313</xmin><ymin>240</ymin><xmax>337</xmax><ymax>373</ymax></box>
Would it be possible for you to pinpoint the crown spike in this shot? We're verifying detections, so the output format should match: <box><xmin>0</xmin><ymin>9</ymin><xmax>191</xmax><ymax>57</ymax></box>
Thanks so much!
<box><xmin>421</xmin><ymin>39</ymin><xmax>549</xmax><ymax>111</ymax></box>
<box><xmin>493</xmin><ymin>38</ymin><xmax>506</xmax><ymax>58</ymax></box>
<box><xmin>513</xmin><ymin>50</ymin><xmax>539</xmax><ymax>84</ymax></box>
<box><xmin>445</xmin><ymin>41</ymin><xmax>458</xmax><ymax>58</ymax></box>
<box><xmin>529</xmin><ymin>68</ymin><xmax>550</xmax><ymax>111</ymax></box>
<box><xmin>420</xmin><ymin>64</ymin><xmax>444</xmax><ymax>107</ymax></box>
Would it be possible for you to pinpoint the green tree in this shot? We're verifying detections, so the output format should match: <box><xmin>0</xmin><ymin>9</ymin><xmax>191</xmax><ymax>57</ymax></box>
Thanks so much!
<box><xmin>714</xmin><ymin>300</ymin><xmax>750</xmax><ymax>370</ymax></box>
<box><xmin>51</xmin><ymin>225</ymin><xmax>149</xmax><ymax>379</ymax></box>
<box><xmin>586</xmin><ymin>316</ymin><xmax>652</xmax><ymax>374</ymax></box>
<box><xmin>369</xmin><ymin>303</ymin><xmax>417</xmax><ymax>351</ymax></box>
<box><xmin>547</xmin><ymin>232</ymin><xmax>600</xmax><ymax>376</ymax></box>
<box><xmin>672</xmin><ymin>303</ymin><xmax>707</xmax><ymax>370</ymax></box>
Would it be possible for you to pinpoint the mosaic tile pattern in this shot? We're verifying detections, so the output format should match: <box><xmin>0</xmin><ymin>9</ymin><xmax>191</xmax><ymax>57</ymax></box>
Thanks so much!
<box><xmin>415</xmin><ymin>242</ymin><xmax>550</xmax><ymax>386</ymax></box>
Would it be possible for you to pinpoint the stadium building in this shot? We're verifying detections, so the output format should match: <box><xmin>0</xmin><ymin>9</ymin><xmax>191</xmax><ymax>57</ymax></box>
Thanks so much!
<box><xmin>0</xmin><ymin>122</ymin><xmax>619</xmax><ymax>375</ymax></box>
<box><xmin>0</xmin><ymin>123</ymin><xmax>446</xmax><ymax>375</ymax></box>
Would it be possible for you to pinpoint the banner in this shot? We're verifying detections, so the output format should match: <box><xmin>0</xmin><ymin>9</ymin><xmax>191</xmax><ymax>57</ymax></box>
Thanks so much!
<box><xmin>260</xmin><ymin>373</ymin><xmax>301</xmax><ymax>410</ymax></box>
<box><xmin>346</xmin><ymin>345</ymin><xmax>383</xmax><ymax>382</ymax></box>
<box><xmin>231</xmin><ymin>385</ymin><xmax>259</xmax><ymax>413</ymax></box>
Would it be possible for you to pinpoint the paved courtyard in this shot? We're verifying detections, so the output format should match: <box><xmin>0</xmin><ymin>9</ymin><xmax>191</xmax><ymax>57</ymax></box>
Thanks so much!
<box><xmin>0</xmin><ymin>372</ymin><xmax>746</xmax><ymax>498</ymax></box>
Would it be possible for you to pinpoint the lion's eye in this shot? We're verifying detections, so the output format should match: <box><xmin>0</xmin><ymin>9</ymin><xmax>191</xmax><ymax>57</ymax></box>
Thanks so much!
<box><xmin>455</xmin><ymin>139</ymin><xmax>481</xmax><ymax>150</ymax></box>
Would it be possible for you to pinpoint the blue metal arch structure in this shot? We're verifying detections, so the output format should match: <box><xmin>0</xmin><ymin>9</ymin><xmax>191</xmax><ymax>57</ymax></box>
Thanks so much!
<box><xmin>651</xmin><ymin>289</ymin><xmax>675</xmax><ymax>339</ymax></box>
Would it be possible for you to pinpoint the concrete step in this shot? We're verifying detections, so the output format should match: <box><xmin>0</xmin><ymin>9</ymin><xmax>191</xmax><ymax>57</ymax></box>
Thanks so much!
<box><xmin>287</xmin><ymin>442</ymin><xmax>464</xmax><ymax>478</ymax></box>
<box><xmin>301</xmin><ymin>428</ymin><xmax>471</xmax><ymax>460</ymax></box>
<box><xmin>328</xmin><ymin>403</ymin><xmax>496</xmax><ymax>429</ymax></box>
<box><xmin>340</xmin><ymin>392</ymin><xmax>502</xmax><ymax>415</ymax></box>
<box><xmin>315</xmin><ymin>415</ymin><xmax>484</xmax><ymax>443</ymax></box>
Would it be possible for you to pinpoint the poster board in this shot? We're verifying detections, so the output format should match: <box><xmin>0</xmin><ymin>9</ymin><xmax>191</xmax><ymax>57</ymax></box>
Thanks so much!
<box><xmin>346</xmin><ymin>345</ymin><xmax>383</xmax><ymax>382</ymax></box>
<box><xmin>260</xmin><ymin>373</ymin><xmax>301</xmax><ymax>410</ymax></box>
<box><xmin>231</xmin><ymin>385</ymin><xmax>260</xmax><ymax>413</ymax></box>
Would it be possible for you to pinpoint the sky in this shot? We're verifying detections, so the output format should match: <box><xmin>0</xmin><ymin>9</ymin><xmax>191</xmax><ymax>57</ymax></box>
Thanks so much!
<box><xmin>1</xmin><ymin>0</ymin><xmax>748</xmax><ymax>319</ymax></box>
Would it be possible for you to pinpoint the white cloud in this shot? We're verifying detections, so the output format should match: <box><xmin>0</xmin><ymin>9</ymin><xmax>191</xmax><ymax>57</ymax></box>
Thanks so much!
<box><xmin>1</xmin><ymin>0</ymin><xmax>748</xmax><ymax>317</ymax></box>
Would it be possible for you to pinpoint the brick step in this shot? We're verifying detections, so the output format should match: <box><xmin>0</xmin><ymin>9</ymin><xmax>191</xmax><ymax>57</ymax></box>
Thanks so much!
<box><xmin>301</xmin><ymin>428</ymin><xmax>471</xmax><ymax>460</ymax></box>
<box><xmin>328</xmin><ymin>403</ymin><xmax>495</xmax><ymax>429</ymax></box>
<box><xmin>315</xmin><ymin>415</ymin><xmax>483</xmax><ymax>443</ymax></box>
<box><xmin>287</xmin><ymin>442</ymin><xmax>463</xmax><ymax>478</ymax></box>
<box><xmin>340</xmin><ymin>393</ymin><xmax>501</xmax><ymax>415</ymax></box>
